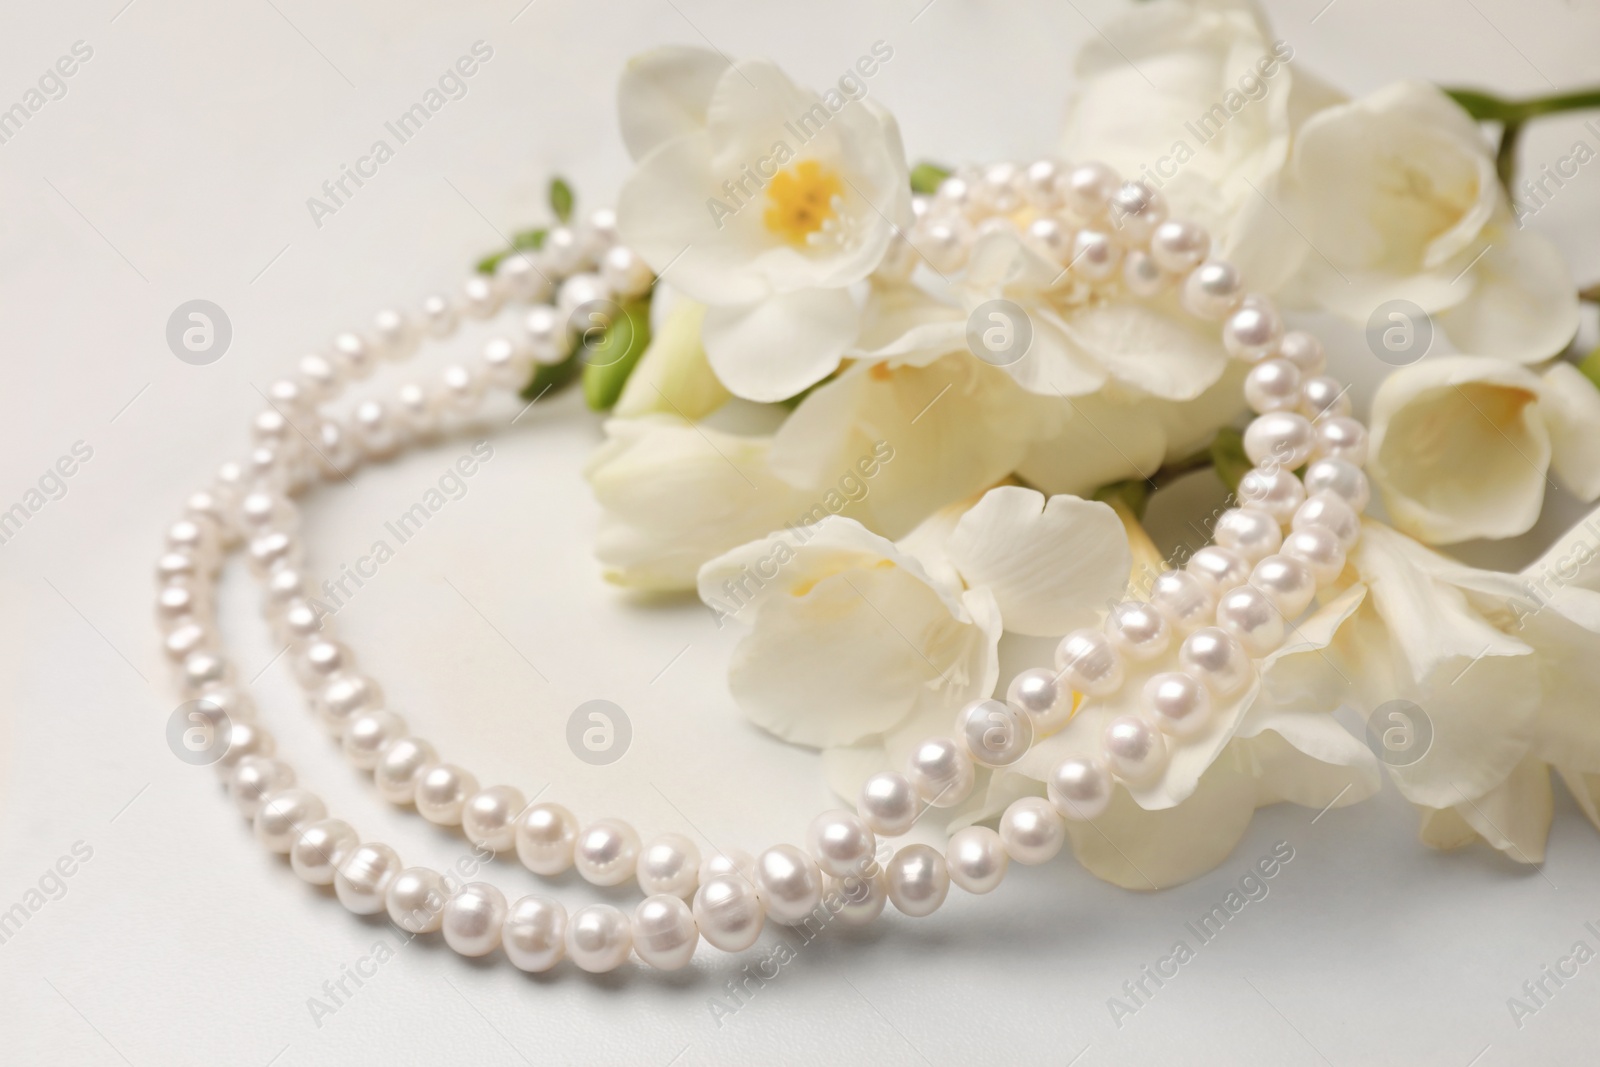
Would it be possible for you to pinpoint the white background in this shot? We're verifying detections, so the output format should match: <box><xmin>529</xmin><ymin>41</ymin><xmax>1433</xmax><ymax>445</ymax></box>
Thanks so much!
<box><xmin>3</xmin><ymin>0</ymin><xmax>1600</xmax><ymax>1064</ymax></box>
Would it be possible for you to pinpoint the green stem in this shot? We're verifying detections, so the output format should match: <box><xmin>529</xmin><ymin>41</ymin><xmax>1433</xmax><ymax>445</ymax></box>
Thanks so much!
<box><xmin>1495</xmin><ymin>120</ymin><xmax>1524</xmax><ymax>192</ymax></box>
<box><xmin>1579</xmin><ymin>283</ymin><xmax>1600</xmax><ymax>304</ymax></box>
<box><xmin>1445</xmin><ymin>85</ymin><xmax>1600</xmax><ymax>192</ymax></box>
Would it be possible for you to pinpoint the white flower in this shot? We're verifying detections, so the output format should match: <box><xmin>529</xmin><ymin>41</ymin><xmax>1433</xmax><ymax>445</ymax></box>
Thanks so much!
<box><xmin>612</xmin><ymin>297</ymin><xmax>731</xmax><ymax>420</ymax></box>
<box><xmin>1058</xmin><ymin>0</ymin><xmax>1334</xmax><ymax>291</ymax></box>
<box><xmin>1318</xmin><ymin>519</ymin><xmax>1600</xmax><ymax>863</ymax></box>
<box><xmin>615</xmin><ymin>46</ymin><xmax>911</xmax><ymax>402</ymax></box>
<box><xmin>1001</xmin><ymin>586</ymin><xmax>1381</xmax><ymax>888</ymax></box>
<box><xmin>697</xmin><ymin>488</ymin><xmax>1129</xmax><ymax>800</ymax></box>
<box><xmin>1278</xmin><ymin>80</ymin><xmax>1579</xmax><ymax>362</ymax></box>
<box><xmin>584</xmin><ymin>415</ymin><xmax>805</xmax><ymax>591</ymax></box>
<box><xmin>1367</xmin><ymin>355</ymin><xmax>1600</xmax><ymax>543</ymax></box>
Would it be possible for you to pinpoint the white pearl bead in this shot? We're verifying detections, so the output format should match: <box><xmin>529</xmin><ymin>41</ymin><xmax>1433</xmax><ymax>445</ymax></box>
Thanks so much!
<box><xmin>371</xmin><ymin>308</ymin><xmax>414</xmax><ymax>358</ymax></box>
<box><xmin>1144</xmin><ymin>672</ymin><xmax>1212</xmax><ymax>737</ymax></box>
<box><xmin>524</xmin><ymin>304</ymin><xmax>570</xmax><ymax>365</ymax></box>
<box><xmin>253</xmin><ymin>788</ymin><xmax>327</xmax><ymax>853</ymax></box>
<box><xmin>275</xmin><ymin>600</ymin><xmax>324</xmax><ymax>644</ymax></box>
<box><xmin>331</xmin><ymin>332</ymin><xmax>376</xmax><ymax>380</ymax></box>
<box><xmin>1061</xmin><ymin>161</ymin><xmax>1119</xmax><ymax>220</ymax></box>
<box><xmin>1109</xmin><ymin>180</ymin><xmax>1166</xmax><ymax>243</ymax></box>
<box><xmin>1187</xmin><ymin>545</ymin><xmax>1251</xmax><ymax>595</ymax></box>
<box><xmin>1282</xmin><ymin>526</ymin><xmax>1347</xmax><ymax>586</ymax></box>
<box><xmin>313</xmin><ymin>673</ymin><xmax>382</xmax><ymax>736</ymax></box>
<box><xmin>1250</xmin><ymin>554</ymin><xmax>1317</xmax><ymax>618</ymax></box>
<box><xmin>1055</xmin><ymin>627</ymin><xmax>1124</xmax><ymax>696</ymax></box>
<box><xmin>806</xmin><ymin>810</ymin><xmax>877</xmax><ymax>877</ymax></box>
<box><xmin>977</xmin><ymin>161</ymin><xmax>1023</xmax><ymax>213</ymax></box>
<box><xmin>156</xmin><ymin>550</ymin><xmax>202</xmax><ymax>585</ymax></box>
<box><xmin>394</xmin><ymin>382</ymin><xmax>443</xmax><ymax>438</ymax></box>
<box><xmin>1237</xmin><ymin>466</ymin><xmax>1307</xmax><ymax>524</ymax></box>
<box><xmin>1300</xmin><ymin>375</ymin><xmax>1350</xmax><ymax>419</ymax></box>
<box><xmin>181</xmin><ymin>649</ymin><xmax>230</xmax><ymax>692</ymax></box>
<box><xmin>957</xmin><ymin>698</ymin><xmax>1034</xmax><ymax>766</ymax></box>
<box><xmin>755</xmin><ymin>844</ymin><xmax>824</xmax><ymax>925</ymax></box>
<box><xmin>164</xmin><ymin>621</ymin><xmax>212</xmax><ymax>662</ymax></box>
<box><xmin>1213</xmin><ymin>508</ymin><xmax>1284</xmax><ymax>564</ymax></box>
<box><xmin>1149</xmin><ymin>569</ymin><xmax>1216</xmax><ymax>632</ymax></box>
<box><xmin>637</xmin><ymin>833</ymin><xmax>701</xmax><ymax>898</ymax></box>
<box><xmin>918</xmin><ymin>216</ymin><xmax>974</xmax><ymax>274</ymax></box>
<box><xmin>1244</xmin><ymin>359</ymin><xmax>1303</xmax><ymax>415</ymax></box>
<box><xmin>292</xmin><ymin>638</ymin><xmax>348</xmax><ymax>688</ymax></box>
<box><xmin>999</xmin><ymin>797</ymin><xmax>1066</xmax><ymax>865</ymax></box>
<box><xmin>1105</xmin><ymin>600</ymin><xmax>1171</xmax><ymax>661</ymax></box>
<box><xmin>1277</xmin><ymin>330</ymin><xmax>1326</xmax><ymax>375</ymax></box>
<box><xmin>374</xmin><ymin>737</ymin><xmax>436</xmax><ymax>804</ymax></box>
<box><xmin>290</xmin><ymin>818</ymin><xmax>358</xmax><ymax>885</ymax></box>
<box><xmin>1122</xmin><ymin>249</ymin><xmax>1169</xmax><ymax>297</ymax></box>
<box><xmin>934</xmin><ymin>175</ymin><xmax>973</xmax><ymax>215</ymax></box>
<box><xmin>438</xmin><ymin>363</ymin><xmax>486</xmax><ymax>412</ymax></box>
<box><xmin>1180</xmin><ymin>260</ymin><xmax>1244</xmax><ymax>320</ymax></box>
<box><xmin>859</xmin><ymin>771</ymin><xmax>919</xmax><ymax>836</ymax></box>
<box><xmin>1102</xmin><ymin>716</ymin><xmax>1169</xmax><ymax>781</ymax></box>
<box><xmin>196</xmin><ymin>683</ymin><xmax>255</xmax><ymax>725</ymax></box>
<box><xmin>1304</xmin><ymin>457</ymin><xmax>1371</xmax><ymax>513</ymax></box>
<box><xmin>420</xmin><ymin>293</ymin><xmax>458</xmax><ymax>336</ymax></box>
<box><xmin>1215</xmin><ymin>584</ymin><xmax>1287</xmax><ymax>656</ymax></box>
<box><xmin>698</xmin><ymin>848</ymin><xmax>756</xmax><ymax>885</ymax></box>
<box><xmin>1149</xmin><ymin>219</ymin><xmax>1210</xmax><ymax>273</ymax></box>
<box><xmin>214</xmin><ymin>721</ymin><xmax>274</xmax><ymax>780</ymax></box>
<box><xmin>544</xmin><ymin>225</ymin><xmax>585</xmax><ymax>273</ymax></box>
<box><xmin>1005</xmin><ymin>667</ymin><xmax>1074</xmax><ymax>733</ymax></box>
<box><xmin>1025</xmin><ymin>217</ymin><xmax>1073</xmax><ymax>265</ymax></box>
<box><xmin>886</xmin><ymin>844</ymin><xmax>949</xmax><ymax>917</ymax></box>
<box><xmin>1244</xmin><ymin>411</ymin><xmax>1315</xmax><ymax>470</ymax></box>
<box><xmin>497</xmin><ymin>250</ymin><xmax>553</xmax><ymax>305</ymax></box>
<box><xmin>503</xmin><ymin>895</ymin><xmax>567</xmax><ymax>972</ymax></box>
<box><xmin>341</xmin><ymin>709</ymin><xmax>406</xmax><ymax>770</ymax></box>
<box><xmin>567</xmin><ymin>904</ymin><xmax>633</xmax><ymax>973</ymax></box>
<box><xmin>460</xmin><ymin>274</ymin><xmax>503</xmax><ymax>319</ymax></box>
<box><xmin>415</xmin><ymin>763</ymin><xmax>477</xmax><ymax>827</ymax></box>
<box><xmin>335</xmin><ymin>842</ymin><xmax>402</xmax><ymax>915</ymax></box>
<box><xmin>556</xmin><ymin>272</ymin><xmax>610</xmax><ymax>320</ymax></box>
<box><xmin>1314</xmin><ymin>416</ymin><xmax>1369</xmax><ymax>466</ymax></box>
<box><xmin>297</xmin><ymin>353</ymin><xmax>342</xmax><ymax>402</ymax></box>
<box><xmin>601</xmin><ymin>245</ymin><xmax>655</xmax><ymax>299</ymax></box>
<box><xmin>515</xmin><ymin>802</ymin><xmax>579</xmax><ymax>876</ymax></box>
<box><xmin>387</xmin><ymin>867</ymin><xmax>448</xmax><ymax>933</ymax></box>
<box><xmin>905</xmin><ymin>736</ymin><xmax>976</xmax><ymax>808</ymax></box>
<box><xmin>1222</xmin><ymin>296</ymin><xmax>1284</xmax><ymax>362</ymax></box>
<box><xmin>352</xmin><ymin>399</ymin><xmax>402</xmax><ymax>458</ymax></box>
<box><xmin>581</xmin><ymin>208</ymin><xmax>618</xmax><ymax>257</ymax></box>
<box><xmin>574</xmin><ymin>819</ymin><xmax>642</xmax><ymax>887</ymax></box>
<box><xmin>946</xmin><ymin>826</ymin><xmax>1008</xmax><ymax>894</ymax></box>
<box><xmin>1071</xmin><ymin>229</ymin><xmax>1122</xmax><ymax>281</ymax></box>
<box><xmin>481</xmin><ymin>336</ymin><xmax>533</xmax><ymax>391</ymax></box>
<box><xmin>1179</xmin><ymin>627</ymin><xmax>1254</xmax><ymax>697</ymax></box>
<box><xmin>1294</xmin><ymin>491</ymin><xmax>1362</xmax><ymax>550</ymax></box>
<box><xmin>632</xmin><ymin>895</ymin><xmax>698</xmax><ymax>970</ymax></box>
<box><xmin>1048</xmin><ymin>756</ymin><xmax>1113</xmax><ymax>821</ymax></box>
<box><xmin>230</xmin><ymin>756</ymin><xmax>295</xmax><ymax>818</ymax></box>
<box><xmin>462</xmin><ymin>785</ymin><xmax>525</xmax><ymax>853</ymax></box>
<box><xmin>693</xmin><ymin>874</ymin><xmax>765</xmax><ymax>951</ymax></box>
<box><xmin>1022</xmin><ymin>159</ymin><xmax>1062</xmax><ymax>206</ymax></box>
<box><xmin>830</xmin><ymin>868</ymin><xmax>889</xmax><ymax>925</ymax></box>
<box><xmin>443</xmin><ymin>882</ymin><xmax>507</xmax><ymax>957</ymax></box>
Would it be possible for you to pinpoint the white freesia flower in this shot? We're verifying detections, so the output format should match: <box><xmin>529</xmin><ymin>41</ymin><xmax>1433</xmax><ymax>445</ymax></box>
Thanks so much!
<box><xmin>1320</xmin><ymin>519</ymin><xmax>1600</xmax><ymax>863</ymax></box>
<box><xmin>698</xmin><ymin>488</ymin><xmax>1129</xmax><ymax>800</ymax></box>
<box><xmin>1278</xmin><ymin>80</ymin><xmax>1579</xmax><ymax>362</ymax></box>
<box><xmin>615</xmin><ymin>46</ymin><xmax>911</xmax><ymax>402</ymax></box>
<box><xmin>1367</xmin><ymin>356</ymin><xmax>1600</xmax><ymax>543</ymax></box>
<box><xmin>1058</xmin><ymin>0</ymin><xmax>1336</xmax><ymax>291</ymax></box>
<box><xmin>585</xmin><ymin>415</ymin><xmax>806</xmax><ymax>590</ymax></box>
<box><xmin>1002</xmin><ymin>586</ymin><xmax>1380</xmax><ymax>889</ymax></box>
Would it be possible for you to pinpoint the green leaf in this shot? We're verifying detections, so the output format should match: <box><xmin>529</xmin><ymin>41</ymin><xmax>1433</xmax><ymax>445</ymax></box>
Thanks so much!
<box><xmin>520</xmin><ymin>351</ymin><xmax>582</xmax><ymax>401</ymax></box>
<box><xmin>581</xmin><ymin>297</ymin><xmax>653</xmax><ymax>411</ymax></box>
<box><xmin>909</xmin><ymin>162</ymin><xmax>953</xmax><ymax>196</ymax></box>
<box><xmin>1578</xmin><ymin>345</ymin><xmax>1600</xmax><ymax>395</ymax></box>
<box><xmin>1092</xmin><ymin>479</ymin><xmax>1151</xmax><ymax>520</ymax></box>
<box><xmin>1209</xmin><ymin>426</ymin><xmax>1251</xmax><ymax>495</ymax></box>
<box><xmin>549</xmin><ymin>177</ymin><xmax>575</xmax><ymax>224</ymax></box>
<box><xmin>475</xmin><ymin>227</ymin><xmax>547</xmax><ymax>275</ymax></box>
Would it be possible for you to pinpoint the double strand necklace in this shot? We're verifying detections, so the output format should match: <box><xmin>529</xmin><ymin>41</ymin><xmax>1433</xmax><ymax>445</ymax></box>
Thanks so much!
<box><xmin>155</xmin><ymin>159</ymin><xmax>1371</xmax><ymax>974</ymax></box>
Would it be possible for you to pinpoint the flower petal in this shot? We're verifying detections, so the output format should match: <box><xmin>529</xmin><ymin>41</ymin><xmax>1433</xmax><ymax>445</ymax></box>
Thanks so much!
<box><xmin>1434</xmin><ymin>228</ymin><xmax>1579</xmax><ymax>364</ymax></box>
<box><xmin>616</xmin><ymin>46</ymin><xmax>729</xmax><ymax>160</ymax></box>
<box><xmin>944</xmin><ymin>486</ymin><xmax>1131</xmax><ymax>636</ymax></box>
<box><xmin>1421</xmin><ymin>755</ymin><xmax>1551</xmax><ymax>863</ymax></box>
<box><xmin>1059</xmin><ymin>297</ymin><xmax>1229</xmax><ymax>401</ymax></box>
<box><xmin>613</xmin><ymin>300</ymin><xmax>732</xmax><ymax>420</ymax></box>
<box><xmin>701</xmin><ymin>288</ymin><xmax>858</xmax><ymax>403</ymax></box>
<box><xmin>1539</xmin><ymin>361</ymin><xmax>1600</xmax><ymax>501</ymax></box>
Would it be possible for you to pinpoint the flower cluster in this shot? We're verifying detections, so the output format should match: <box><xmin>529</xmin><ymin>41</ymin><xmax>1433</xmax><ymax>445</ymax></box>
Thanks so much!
<box><xmin>577</xmin><ymin>0</ymin><xmax>1600</xmax><ymax>886</ymax></box>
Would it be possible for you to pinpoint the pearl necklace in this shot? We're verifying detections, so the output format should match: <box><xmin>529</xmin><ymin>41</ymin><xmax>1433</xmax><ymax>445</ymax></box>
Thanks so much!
<box><xmin>155</xmin><ymin>159</ymin><xmax>1372</xmax><ymax>975</ymax></box>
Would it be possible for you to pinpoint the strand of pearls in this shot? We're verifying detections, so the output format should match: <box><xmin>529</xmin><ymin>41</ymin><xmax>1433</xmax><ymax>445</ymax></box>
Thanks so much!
<box><xmin>156</xmin><ymin>160</ymin><xmax>1370</xmax><ymax>975</ymax></box>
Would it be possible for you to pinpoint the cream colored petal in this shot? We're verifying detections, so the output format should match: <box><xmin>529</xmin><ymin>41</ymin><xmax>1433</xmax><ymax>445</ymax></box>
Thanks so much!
<box><xmin>613</xmin><ymin>300</ymin><xmax>732</xmax><ymax>420</ymax></box>
<box><xmin>1539</xmin><ymin>362</ymin><xmax>1600</xmax><ymax>501</ymax></box>
<box><xmin>944</xmin><ymin>487</ymin><xmax>1131</xmax><ymax>637</ymax></box>
<box><xmin>1431</xmin><ymin>755</ymin><xmax>1552</xmax><ymax>864</ymax></box>
<box><xmin>617</xmin><ymin>46</ymin><xmax>729</xmax><ymax>160</ymax></box>
<box><xmin>1014</xmin><ymin>388</ymin><xmax>1168</xmax><ymax>496</ymax></box>
<box><xmin>1434</xmin><ymin>228</ymin><xmax>1579</xmax><ymax>365</ymax></box>
<box><xmin>701</xmin><ymin>288</ymin><xmax>858</xmax><ymax>403</ymax></box>
<box><xmin>1059</xmin><ymin>298</ymin><xmax>1230</xmax><ymax>401</ymax></box>
<box><xmin>1237</xmin><ymin>711</ymin><xmax>1382</xmax><ymax>811</ymax></box>
<box><xmin>1367</xmin><ymin>356</ymin><xmax>1551</xmax><ymax>544</ymax></box>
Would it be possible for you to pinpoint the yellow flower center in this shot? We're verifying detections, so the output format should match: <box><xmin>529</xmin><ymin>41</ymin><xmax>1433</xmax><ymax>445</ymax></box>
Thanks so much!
<box><xmin>764</xmin><ymin>160</ymin><xmax>843</xmax><ymax>245</ymax></box>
